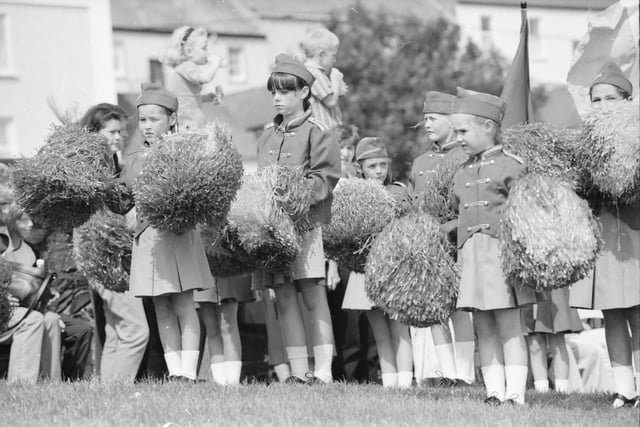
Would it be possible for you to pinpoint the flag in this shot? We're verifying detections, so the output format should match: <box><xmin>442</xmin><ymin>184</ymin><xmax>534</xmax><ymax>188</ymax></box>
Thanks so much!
<box><xmin>500</xmin><ymin>2</ymin><xmax>533</xmax><ymax>128</ymax></box>
<box><xmin>567</xmin><ymin>0</ymin><xmax>639</xmax><ymax>117</ymax></box>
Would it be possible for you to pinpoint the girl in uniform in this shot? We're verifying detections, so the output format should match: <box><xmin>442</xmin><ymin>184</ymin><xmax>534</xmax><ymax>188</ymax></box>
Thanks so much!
<box><xmin>341</xmin><ymin>137</ymin><xmax>414</xmax><ymax>388</ymax></box>
<box><xmin>570</xmin><ymin>62</ymin><xmax>640</xmax><ymax>408</ymax></box>
<box><xmin>450</xmin><ymin>89</ymin><xmax>535</xmax><ymax>405</ymax></box>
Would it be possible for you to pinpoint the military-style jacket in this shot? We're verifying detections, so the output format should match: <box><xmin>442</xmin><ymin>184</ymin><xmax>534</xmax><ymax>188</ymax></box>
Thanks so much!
<box><xmin>257</xmin><ymin>110</ymin><xmax>341</xmax><ymax>225</ymax></box>
<box><xmin>408</xmin><ymin>141</ymin><xmax>464</xmax><ymax>194</ymax></box>
<box><xmin>452</xmin><ymin>145</ymin><xmax>526</xmax><ymax>248</ymax></box>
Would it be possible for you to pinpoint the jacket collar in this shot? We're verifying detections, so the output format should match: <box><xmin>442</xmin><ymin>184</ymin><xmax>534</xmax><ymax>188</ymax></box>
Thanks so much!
<box><xmin>479</xmin><ymin>144</ymin><xmax>503</xmax><ymax>159</ymax></box>
<box><xmin>434</xmin><ymin>139</ymin><xmax>458</xmax><ymax>153</ymax></box>
<box><xmin>273</xmin><ymin>110</ymin><xmax>312</xmax><ymax>133</ymax></box>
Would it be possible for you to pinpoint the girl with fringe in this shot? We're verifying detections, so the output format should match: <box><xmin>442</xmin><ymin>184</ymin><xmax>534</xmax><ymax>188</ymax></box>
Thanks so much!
<box><xmin>570</xmin><ymin>62</ymin><xmax>640</xmax><ymax>408</ymax></box>
<box><xmin>409</xmin><ymin>91</ymin><xmax>475</xmax><ymax>387</ymax></box>
<box><xmin>341</xmin><ymin>137</ymin><xmax>414</xmax><ymax>388</ymax></box>
<box><xmin>120</xmin><ymin>83</ymin><xmax>215</xmax><ymax>382</ymax></box>
<box><xmin>253</xmin><ymin>54</ymin><xmax>341</xmax><ymax>384</ymax></box>
<box><xmin>450</xmin><ymin>89</ymin><xmax>535</xmax><ymax>405</ymax></box>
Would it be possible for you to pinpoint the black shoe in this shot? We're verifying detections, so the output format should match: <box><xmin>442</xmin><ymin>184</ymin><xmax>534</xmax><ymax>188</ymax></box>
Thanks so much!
<box><xmin>484</xmin><ymin>396</ymin><xmax>502</xmax><ymax>406</ymax></box>
<box><xmin>305</xmin><ymin>372</ymin><xmax>329</xmax><ymax>385</ymax></box>
<box><xmin>283</xmin><ymin>376</ymin><xmax>307</xmax><ymax>385</ymax></box>
<box><xmin>437</xmin><ymin>377</ymin><xmax>458</xmax><ymax>387</ymax></box>
<box><xmin>612</xmin><ymin>393</ymin><xmax>637</xmax><ymax>408</ymax></box>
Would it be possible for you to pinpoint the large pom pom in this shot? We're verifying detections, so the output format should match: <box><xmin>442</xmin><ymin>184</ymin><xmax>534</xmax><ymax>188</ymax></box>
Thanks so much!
<box><xmin>0</xmin><ymin>257</ymin><xmax>14</xmax><ymax>333</ymax></box>
<box><xmin>201</xmin><ymin>224</ymin><xmax>257</xmax><ymax>278</ymax></box>
<box><xmin>12</xmin><ymin>123</ymin><xmax>115</xmax><ymax>230</ymax></box>
<box><xmin>365</xmin><ymin>212</ymin><xmax>459</xmax><ymax>327</ymax></box>
<box><xmin>73</xmin><ymin>211</ymin><xmax>133</xmax><ymax>292</ymax></box>
<box><xmin>134</xmin><ymin>122</ymin><xmax>243</xmax><ymax>234</ymax></box>
<box><xmin>500</xmin><ymin>173</ymin><xmax>601</xmax><ymax>292</ymax></box>
<box><xmin>323</xmin><ymin>178</ymin><xmax>396</xmax><ymax>273</ymax></box>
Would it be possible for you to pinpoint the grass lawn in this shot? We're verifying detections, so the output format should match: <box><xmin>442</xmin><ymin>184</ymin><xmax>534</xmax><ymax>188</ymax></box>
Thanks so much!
<box><xmin>0</xmin><ymin>380</ymin><xmax>638</xmax><ymax>426</ymax></box>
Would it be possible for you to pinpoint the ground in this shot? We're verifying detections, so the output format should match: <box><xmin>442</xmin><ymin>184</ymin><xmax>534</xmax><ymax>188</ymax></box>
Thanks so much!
<box><xmin>1</xmin><ymin>380</ymin><xmax>638</xmax><ymax>426</ymax></box>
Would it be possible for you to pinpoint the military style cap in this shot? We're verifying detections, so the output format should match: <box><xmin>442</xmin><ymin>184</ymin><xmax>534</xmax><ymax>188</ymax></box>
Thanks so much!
<box><xmin>423</xmin><ymin>91</ymin><xmax>455</xmax><ymax>114</ymax></box>
<box><xmin>272</xmin><ymin>54</ymin><xmax>315</xmax><ymax>86</ymax></box>
<box><xmin>136</xmin><ymin>82</ymin><xmax>179</xmax><ymax>112</ymax></box>
<box><xmin>590</xmin><ymin>61</ymin><xmax>633</xmax><ymax>94</ymax></box>
<box><xmin>453</xmin><ymin>87</ymin><xmax>506</xmax><ymax>123</ymax></box>
<box><xmin>355</xmin><ymin>137</ymin><xmax>389</xmax><ymax>161</ymax></box>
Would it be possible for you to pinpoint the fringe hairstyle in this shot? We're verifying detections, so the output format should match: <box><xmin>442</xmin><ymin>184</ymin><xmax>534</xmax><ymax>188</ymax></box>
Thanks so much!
<box><xmin>267</xmin><ymin>72</ymin><xmax>312</xmax><ymax>111</ymax></box>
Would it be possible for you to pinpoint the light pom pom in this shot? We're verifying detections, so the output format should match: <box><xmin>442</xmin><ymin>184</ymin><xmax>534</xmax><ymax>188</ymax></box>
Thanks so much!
<box><xmin>365</xmin><ymin>212</ymin><xmax>459</xmax><ymax>327</ymax></box>
<box><xmin>134</xmin><ymin>122</ymin><xmax>243</xmax><ymax>234</ymax></box>
<box><xmin>12</xmin><ymin>123</ymin><xmax>115</xmax><ymax>230</ymax></box>
<box><xmin>201</xmin><ymin>224</ymin><xmax>257</xmax><ymax>278</ymax></box>
<box><xmin>414</xmin><ymin>149</ymin><xmax>467</xmax><ymax>222</ymax></box>
<box><xmin>502</xmin><ymin>123</ymin><xmax>582</xmax><ymax>189</ymax></box>
<box><xmin>73</xmin><ymin>211</ymin><xmax>133</xmax><ymax>292</ymax></box>
<box><xmin>500</xmin><ymin>173</ymin><xmax>601</xmax><ymax>292</ymax></box>
<box><xmin>229</xmin><ymin>174</ymin><xmax>301</xmax><ymax>274</ymax></box>
<box><xmin>323</xmin><ymin>178</ymin><xmax>396</xmax><ymax>273</ymax></box>
<box><xmin>574</xmin><ymin>102</ymin><xmax>640</xmax><ymax>204</ymax></box>
<box><xmin>0</xmin><ymin>257</ymin><xmax>14</xmax><ymax>333</ymax></box>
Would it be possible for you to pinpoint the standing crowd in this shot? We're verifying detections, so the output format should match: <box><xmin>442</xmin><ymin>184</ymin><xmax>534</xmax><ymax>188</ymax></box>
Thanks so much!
<box><xmin>1</xmin><ymin>25</ymin><xmax>638</xmax><ymax>410</ymax></box>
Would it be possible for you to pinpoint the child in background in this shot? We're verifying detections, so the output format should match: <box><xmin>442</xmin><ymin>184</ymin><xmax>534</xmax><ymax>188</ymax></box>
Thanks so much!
<box><xmin>409</xmin><ymin>91</ymin><xmax>475</xmax><ymax>387</ymax></box>
<box><xmin>570</xmin><ymin>62</ymin><xmax>640</xmax><ymax>408</ymax></box>
<box><xmin>300</xmin><ymin>27</ymin><xmax>348</xmax><ymax>128</ymax></box>
<box><xmin>195</xmin><ymin>275</ymin><xmax>254</xmax><ymax>385</ymax></box>
<box><xmin>121</xmin><ymin>83</ymin><xmax>215</xmax><ymax>382</ymax></box>
<box><xmin>255</xmin><ymin>54</ymin><xmax>341</xmax><ymax>384</ymax></box>
<box><xmin>450</xmin><ymin>89</ymin><xmax>535</xmax><ymax>405</ymax></box>
<box><xmin>164</xmin><ymin>26</ymin><xmax>225</xmax><ymax>131</ymax></box>
<box><xmin>341</xmin><ymin>137</ymin><xmax>414</xmax><ymax>388</ymax></box>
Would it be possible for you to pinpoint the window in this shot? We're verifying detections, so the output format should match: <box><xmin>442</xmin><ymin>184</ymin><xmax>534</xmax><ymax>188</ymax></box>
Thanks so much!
<box><xmin>529</xmin><ymin>17</ymin><xmax>543</xmax><ymax>57</ymax></box>
<box><xmin>0</xmin><ymin>14</ymin><xmax>15</xmax><ymax>75</ymax></box>
<box><xmin>113</xmin><ymin>41</ymin><xmax>126</xmax><ymax>79</ymax></box>
<box><xmin>0</xmin><ymin>117</ymin><xmax>14</xmax><ymax>151</ymax></box>
<box><xmin>149</xmin><ymin>59</ymin><xmax>164</xmax><ymax>85</ymax></box>
<box><xmin>480</xmin><ymin>15</ymin><xmax>492</xmax><ymax>48</ymax></box>
<box><xmin>228</xmin><ymin>46</ymin><xmax>247</xmax><ymax>83</ymax></box>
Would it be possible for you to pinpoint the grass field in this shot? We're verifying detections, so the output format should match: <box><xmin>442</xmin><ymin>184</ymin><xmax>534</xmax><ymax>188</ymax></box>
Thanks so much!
<box><xmin>0</xmin><ymin>380</ymin><xmax>638</xmax><ymax>426</ymax></box>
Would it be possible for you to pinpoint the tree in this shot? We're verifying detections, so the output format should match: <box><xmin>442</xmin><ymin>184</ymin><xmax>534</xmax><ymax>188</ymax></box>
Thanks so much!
<box><xmin>326</xmin><ymin>4</ymin><xmax>507</xmax><ymax>181</ymax></box>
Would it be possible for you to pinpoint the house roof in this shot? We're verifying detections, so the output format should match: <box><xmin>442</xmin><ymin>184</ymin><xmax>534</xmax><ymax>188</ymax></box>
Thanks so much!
<box><xmin>240</xmin><ymin>0</ymin><xmax>456</xmax><ymax>21</ymax></box>
<box><xmin>457</xmin><ymin>0</ymin><xmax>617</xmax><ymax>10</ymax></box>
<box><xmin>111</xmin><ymin>0</ymin><xmax>265</xmax><ymax>38</ymax></box>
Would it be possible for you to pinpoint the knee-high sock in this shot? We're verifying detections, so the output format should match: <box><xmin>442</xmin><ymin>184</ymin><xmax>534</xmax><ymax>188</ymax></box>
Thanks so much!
<box><xmin>286</xmin><ymin>346</ymin><xmax>309</xmax><ymax>380</ymax></box>
<box><xmin>181</xmin><ymin>350</ymin><xmax>199</xmax><ymax>380</ymax></box>
<box><xmin>455</xmin><ymin>341</ymin><xmax>475</xmax><ymax>384</ymax></box>
<box><xmin>224</xmin><ymin>360</ymin><xmax>242</xmax><ymax>385</ymax></box>
<box><xmin>611</xmin><ymin>365</ymin><xmax>635</xmax><ymax>399</ymax></box>
<box><xmin>481</xmin><ymin>365</ymin><xmax>506</xmax><ymax>401</ymax></box>
<box><xmin>164</xmin><ymin>351</ymin><xmax>182</xmax><ymax>377</ymax></box>
<box><xmin>505</xmin><ymin>365</ymin><xmax>528</xmax><ymax>404</ymax></box>
<box><xmin>313</xmin><ymin>344</ymin><xmax>334</xmax><ymax>383</ymax></box>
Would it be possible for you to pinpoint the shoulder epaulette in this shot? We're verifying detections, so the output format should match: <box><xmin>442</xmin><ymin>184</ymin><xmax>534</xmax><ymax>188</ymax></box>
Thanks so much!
<box><xmin>391</xmin><ymin>181</ymin><xmax>407</xmax><ymax>188</ymax></box>
<box><xmin>308</xmin><ymin>117</ymin><xmax>330</xmax><ymax>132</ymax></box>
<box><xmin>264</xmin><ymin>122</ymin><xmax>275</xmax><ymax>130</ymax></box>
<box><xmin>503</xmin><ymin>150</ymin><xmax>525</xmax><ymax>165</ymax></box>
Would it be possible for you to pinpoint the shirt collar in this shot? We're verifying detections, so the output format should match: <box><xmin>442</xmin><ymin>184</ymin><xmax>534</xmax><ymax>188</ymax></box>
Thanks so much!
<box><xmin>273</xmin><ymin>110</ymin><xmax>312</xmax><ymax>133</ymax></box>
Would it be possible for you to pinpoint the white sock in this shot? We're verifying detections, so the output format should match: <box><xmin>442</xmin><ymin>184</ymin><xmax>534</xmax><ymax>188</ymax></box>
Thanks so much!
<box><xmin>181</xmin><ymin>350</ymin><xmax>200</xmax><ymax>380</ymax></box>
<box><xmin>286</xmin><ymin>346</ymin><xmax>309</xmax><ymax>380</ymax></box>
<box><xmin>534</xmin><ymin>379</ymin><xmax>550</xmax><ymax>392</ymax></box>
<box><xmin>635</xmin><ymin>372</ymin><xmax>640</xmax><ymax>397</ymax></box>
<box><xmin>505</xmin><ymin>365</ymin><xmax>528</xmax><ymax>404</ymax></box>
<box><xmin>224</xmin><ymin>361</ymin><xmax>242</xmax><ymax>385</ymax></box>
<box><xmin>313</xmin><ymin>344</ymin><xmax>334</xmax><ymax>383</ymax></box>
<box><xmin>397</xmin><ymin>371</ymin><xmax>413</xmax><ymax>388</ymax></box>
<box><xmin>554</xmin><ymin>379</ymin><xmax>569</xmax><ymax>393</ymax></box>
<box><xmin>481</xmin><ymin>365</ymin><xmax>505</xmax><ymax>401</ymax></box>
<box><xmin>210</xmin><ymin>362</ymin><xmax>227</xmax><ymax>385</ymax></box>
<box><xmin>381</xmin><ymin>372</ymin><xmax>398</xmax><ymax>388</ymax></box>
<box><xmin>454</xmin><ymin>341</ymin><xmax>476</xmax><ymax>384</ymax></box>
<box><xmin>164</xmin><ymin>351</ymin><xmax>182</xmax><ymax>377</ymax></box>
<box><xmin>611</xmin><ymin>365</ymin><xmax>635</xmax><ymax>399</ymax></box>
<box><xmin>274</xmin><ymin>363</ymin><xmax>291</xmax><ymax>382</ymax></box>
<box><xmin>434</xmin><ymin>343</ymin><xmax>457</xmax><ymax>379</ymax></box>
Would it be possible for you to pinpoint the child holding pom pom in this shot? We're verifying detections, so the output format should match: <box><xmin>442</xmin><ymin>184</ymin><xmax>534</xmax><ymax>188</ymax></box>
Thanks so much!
<box><xmin>255</xmin><ymin>54</ymin><xmax>341</xmax><ymax>384</ymax></box>
<box><xmin>120</xmin><ymin>83</ymin><xmax>215</xmax><ymax>382</ymax></box>
<box><xmin>409</xmin><ymin>91</ymin><xmax>475</xmax><ymax>387</ymax></box>
<box><xmin>341</xmin><ymin>137</ymin><xmax>414</xmax><ymax>388</ymax></box>
<box><xmin>570</xmin><ymin>62</ymin><xmax>640</xmax><ymax>408</ymax></box>
<box><xmin>164</xmin><ymin>26</ymin><xmax>225</xmax><ymax>131</ymax></box>
<box><xmin>450</xmin><ymin>88</ymin><xmax>535</xmax><ymax>405</ymax></box>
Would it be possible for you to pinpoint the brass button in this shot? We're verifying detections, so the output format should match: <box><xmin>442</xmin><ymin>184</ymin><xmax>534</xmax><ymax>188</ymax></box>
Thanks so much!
<box><xmin>490</xmin><ymin>160</ymin><xmax>495</xmax><ymax>164</ymax></box>
<box><xmin>419</xmin><ymin>171</ymin><xmax>424</xmax><ymax>176</ymax></box>
<box><xmin>466</xmin><ymin>227</ymin><xmax>472</xmax><ymax>232</ymax></box>
<box><xmin>483</xmin><ymin>201</ymin><xmax>489</xmax><ymax>206</ymax></box>
<box><xmin>463</xmin><ymin>203</ymin><xmax>469</xmax><ymax>209</ymax></box>
<box><xmin>465</xmin><ymin>182</ymin><xmax>470</xmax><ymax>187</ymax></box>
<box><xmin>485</xmin><ymin>178</ymin><xmax>491</xmax><ymax>183</ymax></box>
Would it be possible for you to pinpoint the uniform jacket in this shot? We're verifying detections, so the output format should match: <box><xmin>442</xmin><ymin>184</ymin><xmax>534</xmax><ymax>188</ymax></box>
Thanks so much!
<box><xmin>408</xmin><ymin>140</ymin><xmax>463</xmax><ymax>194</ymax></box>
<box><xmin>452</xmin><ymin>145</ymin><xmax>526</xmax><ymax>248</ymax></box>
<box><xmin>257</xmin><ymin>110</ymin><xmax>341</xmax><ymax>225</ymax></box>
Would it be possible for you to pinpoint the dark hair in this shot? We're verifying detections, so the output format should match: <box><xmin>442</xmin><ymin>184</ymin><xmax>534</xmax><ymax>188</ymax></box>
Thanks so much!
<box><xmin>267</xmin><ymin>72</ymin><xmax>311</xmax><ymax>111</ymax></box>
<box><xmin>589</xmin><ymin>84</ymin><xmax>631</xmax><ymax>102</ymax></box>
<box><xmin>79</xmin><ymin>103</ymin><xmax>127</xmax><ymax>133</ymax></box>
<box><xmin>332</xmin><ymin>124</ymin><xmax>359</xmax><ymax>149</ymax></box>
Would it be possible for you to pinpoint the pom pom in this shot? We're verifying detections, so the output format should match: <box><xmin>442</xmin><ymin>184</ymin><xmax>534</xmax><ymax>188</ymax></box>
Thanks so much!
<box><xmin>134</xmin><ymin>122</ymin><xmax>243</xmax><ymax>234</ymax></box>
<box><xmin>0</xmin><ymin>257</ymin><xmax>14</xmax><ymax>333</ymax></box>
<box><xmin>73</xmin><ymin>211</ymin><xmax>133</xmax><ymax>292</ymax></box>
<box><xmin>0</xmin><ymin>256</ymin><xmax>13</xmax><ymax>287</ymax></box>
<box><xmin>365</xmin><ymin>212</ymin><xmax>459</xmax><ymax>327</ymax></box>
<box><xmin>44</xmin><ymin>231</ymin><xmax>76</xmax><ymax>273</ymax></box>
<box><xmin>229</xmin><ymin>174</ymin><xmax>301</xmax><ymax>274</ymax></box>
<box><xmin>201</xmin><ymin>224</ymin><xmax>257</xmax><ymax>278</ymax></box>
<box><xmin>500</xmin><ymin>173</ymin><xmax>601</xmax><ymax>292</ymax></box>
<box><xmin>323</xmin><ymin>178</ymin><xmax>396</xmax><ymax>273</ymax></box>
<box><xmin>413</xmin><ymin>149</ymin><xmax>467</xmax><ymax>222</ymax></box>
<box><xmin>502</xmin><ymin>123</ymin><xmax>582</xmax><ymax>188</ymax></box>
<box><xmin>12</xmin><ymin>123</ymin><xmax>115</xmax><ymax>230</ymax></box>
<box><xmin>573</xmin><ymin>102</ymin><xmax>640</xmax><ymax>204</ymax></box>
